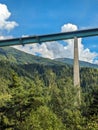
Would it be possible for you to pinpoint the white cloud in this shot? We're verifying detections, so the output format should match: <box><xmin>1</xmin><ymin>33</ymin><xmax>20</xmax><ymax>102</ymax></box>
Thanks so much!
<box><xmin>0</xmin><ymin>3</ymin><xmax>18</xmax><ymax>31</ymax></box>
<box><xmin>0</xmin><ymin>35</ymin><xmax>13</xmax><ymax>40</ymax></box>
<box><xmin>61</xmin><ymin>23</ymin><xmax>98</xmax><ymax>63</ymax></box>
<box><xmin>14</xmin><ymin>43</ymin><xmax>54</xmax><ymax>59</ymax></box>
<box><xmin>61</xmin><ymin>23</ymin><xmax>78</xmax><ymax>32</ymax></box>
<box><xmin>0</xmin><ymin>36</ymin><xmax>5</xmax><ymax>40</ymax></box>
<box><xmin>0</xmin><ymin>3</ymin><xmax>18</xmax><ymax>42</ymax></box>
<box><xmin>94</xmin><ymin>60</ymin><xmax>98</xmax><ymax>64</ymax></box>
<box><xmin>14</xmin><ymin>41</ymin><xmax>75</xmax><ymax>59</ymax></box>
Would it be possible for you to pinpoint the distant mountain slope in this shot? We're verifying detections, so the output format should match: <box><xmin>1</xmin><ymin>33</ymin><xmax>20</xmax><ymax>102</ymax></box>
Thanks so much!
<box><xmin>54</xmin><ymin>58</ymin><xmax>98</xmax><ymax>68</ymax></box>
<box><xmin>0</xmin><ymin>46</ymin><xmax>98</xmax><ymax>68</ymax></box>
<box><xmin>0</xmin><ymin>47</ymin><xmax>64</xmax><ymax>66</ymax></box>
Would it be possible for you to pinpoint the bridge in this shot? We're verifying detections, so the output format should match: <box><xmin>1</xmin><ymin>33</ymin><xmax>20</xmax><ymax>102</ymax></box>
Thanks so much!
<box><xmin>0</xmin><ymin>28</ymin><xmax>98</xmax><ymax>46</ymax></box>
<box><xmin>0</xmin><ymin>28</ymin><xmax>98</xmax><ymax>102</ymax></box>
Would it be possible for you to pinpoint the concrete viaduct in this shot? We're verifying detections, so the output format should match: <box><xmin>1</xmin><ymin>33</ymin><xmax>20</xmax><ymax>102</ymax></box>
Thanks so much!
<box><xmin>0</xmin><ymin>28</ymin><xmax>98</xmax><ymax>88</ymax></box>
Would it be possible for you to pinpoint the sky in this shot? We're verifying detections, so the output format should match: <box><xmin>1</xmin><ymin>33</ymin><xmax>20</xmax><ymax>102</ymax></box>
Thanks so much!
<box><xmin>0</xmin><ymin>0</ymin><xmax>98</xmax><ymax>64</ymax></box>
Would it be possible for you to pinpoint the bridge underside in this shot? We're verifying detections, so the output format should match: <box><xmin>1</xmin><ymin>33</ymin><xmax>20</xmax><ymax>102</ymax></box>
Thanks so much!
<box><xmin>0</xmin><ymin>28</ymin><xmax>98</xmax><ymax>47</ymax></box>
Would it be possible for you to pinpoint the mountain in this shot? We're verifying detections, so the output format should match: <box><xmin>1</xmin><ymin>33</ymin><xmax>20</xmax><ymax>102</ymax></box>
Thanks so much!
<box><xmin>0</xmin><ymin>47</ymin><xmax>65</xmax><ymax>66</ymax></box>
<box><xmin>0</xmin><ymin>46</ymin><xmax>98</xmax><ymax>69</ymax></box>
<box><xmin>54</xmin><ymin>58</ymin><xmax>98</xmax><ymax>68</ymax></box>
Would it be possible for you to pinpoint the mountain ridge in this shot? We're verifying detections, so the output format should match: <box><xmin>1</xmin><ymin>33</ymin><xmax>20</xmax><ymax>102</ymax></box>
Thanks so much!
<box><xmin>0</xmin><ymin>46</ymin><xmax>98</xmax><ymax>68</ymax></box>
<box><xmin>54</xmin><ymin>57</ymin><xmax>98</xmax><ymax>68</ymax></box>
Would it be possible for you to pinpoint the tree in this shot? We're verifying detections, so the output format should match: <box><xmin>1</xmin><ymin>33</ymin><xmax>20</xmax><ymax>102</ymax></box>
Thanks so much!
<box><xmin>21</xmin><ymin>106</ymin><xmax>66</xmax><ymax>130</ymax></box>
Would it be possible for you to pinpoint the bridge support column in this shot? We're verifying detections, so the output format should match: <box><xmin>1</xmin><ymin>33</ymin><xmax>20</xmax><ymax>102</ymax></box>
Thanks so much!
<box><xmin>74</xmin><ymin>37</ymin><xmax>80</xmax><ymax>86</ymax></box>
<box><xmin>74</xmin><ymin>37</ymin><xmax>81</xmax><ymax>104</ymax></box>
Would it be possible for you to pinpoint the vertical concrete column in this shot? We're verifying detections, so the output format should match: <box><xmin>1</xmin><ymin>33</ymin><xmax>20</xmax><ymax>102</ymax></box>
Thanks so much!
<box><xmin>74</xmin><ymin>37</ymin><xmax>80</xmax><ymax>87</ymax></box>
<box><xmin>74</xmin><ymin>37</ymin><xmax>81</xmax><ymax>105</ymax></box>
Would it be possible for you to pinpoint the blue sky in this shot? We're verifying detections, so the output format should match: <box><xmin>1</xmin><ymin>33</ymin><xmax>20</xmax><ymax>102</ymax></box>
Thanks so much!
<box><xmin>0</xmin><ymin>0</ymin><xmax>98</xmax><ymax>63</ymax></box>
<box><xmin>1</xmin><ymin>0</ymin><xmax>98</xmax><ymax>35</ymax></box>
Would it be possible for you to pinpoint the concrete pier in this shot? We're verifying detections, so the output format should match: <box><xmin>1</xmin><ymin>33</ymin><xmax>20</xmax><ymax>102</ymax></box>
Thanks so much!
<box><xmin>74</xmin><ymin>37</ymin><xmax>81</xmax><ymax>105</ymax></box>
<box><xmin>74</xmin><ymin>37</ymin><xmax>80</xmax><ymax>87</ymax></box>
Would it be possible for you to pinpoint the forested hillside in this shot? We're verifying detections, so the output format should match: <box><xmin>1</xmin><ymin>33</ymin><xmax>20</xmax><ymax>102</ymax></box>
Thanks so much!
<box><xmin>0</xmin><ymin>47</ymin><xmax>98</xmax><ymax>130</ymax></box>
<box><xmin>55</xmin><ymin>58</ymin><xmax>98</xmax><ymax>68</ymax></box>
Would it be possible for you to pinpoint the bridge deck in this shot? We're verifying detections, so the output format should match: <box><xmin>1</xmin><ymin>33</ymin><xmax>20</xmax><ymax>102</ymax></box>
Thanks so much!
<box><xmin>0</xmin><ymin>28</ymin><xmax>98</xmax><ymax>47</ymax></box>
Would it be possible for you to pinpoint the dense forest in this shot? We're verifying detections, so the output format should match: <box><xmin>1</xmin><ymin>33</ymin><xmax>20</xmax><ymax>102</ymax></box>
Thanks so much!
<box><xmin>0</xmin><ymin>47</ymin><xmax>98</xmax><ymax>130</ymax></box>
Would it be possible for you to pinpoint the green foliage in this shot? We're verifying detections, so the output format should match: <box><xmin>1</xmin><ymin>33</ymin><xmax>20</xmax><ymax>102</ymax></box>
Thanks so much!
<box><xmin>0</xmin><ymin>47</ymin><xmax>98</xmax><ymax>130</ymax></box>
<box><xmin>21</xmin><ymin>106</ymin><xmax>65</xmax><ymax>130</ymax></box>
